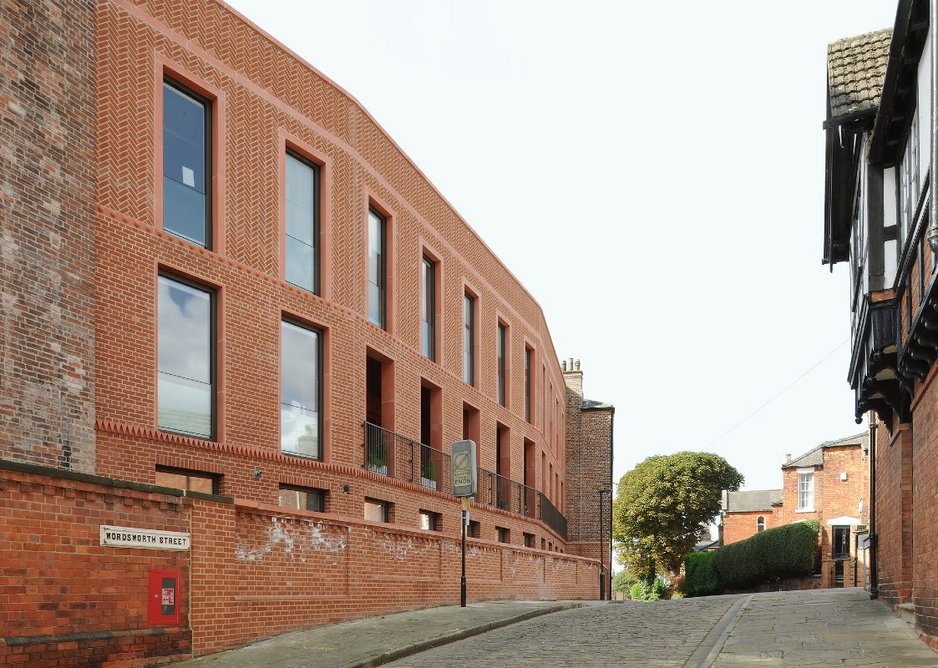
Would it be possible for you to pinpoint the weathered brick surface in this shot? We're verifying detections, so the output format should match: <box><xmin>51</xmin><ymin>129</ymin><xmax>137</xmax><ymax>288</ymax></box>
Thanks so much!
<box><xmin>0</xmin><ymin>0</ymin><xmax>97</xmax><ymax>472</ymax></box>
<box><xmin>0</xmin><ymin>466</ymin><xmax>191</xmax><ymax>667</ymax></box>
<box><xmin>911</xmin><ymin>372</ymin><xmax>938</xmax><ymax>638</ymax></box>
<box><xmin>872</xmin><ymin>422</ymin><xmax>912</xmax><ymax>607</ymax></box>
<box><xmin>561</xmin><ymin>363</ymin><xmax>613</xmax><ymax>596</ymax></box>
<box><xmin>0</xmin><ymin>464</ymin><xmax>596</xmax><ymax>664</ymax></box>
<box><xmin>723</xmin><ymin>510</ymin><xmax>777</xmax><ymax>545</ymax></box>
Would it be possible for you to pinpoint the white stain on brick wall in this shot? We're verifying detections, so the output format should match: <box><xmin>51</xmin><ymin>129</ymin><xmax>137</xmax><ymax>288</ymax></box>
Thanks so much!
<box><xmin>235</xmin><ymin>516</ymin><xmax>347</xmax><ymax>564</ymax></box>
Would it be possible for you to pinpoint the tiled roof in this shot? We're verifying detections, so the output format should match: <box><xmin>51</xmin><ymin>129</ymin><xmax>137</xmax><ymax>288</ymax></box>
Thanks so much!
<box><xmin>724</xmin><ymin>489</ymin><xmax>782</xmax><ymax>513</ymax></box>
<box><xmin>827</xmin><ymin>29</ymin><xmax>892</xmax><ymax>120</ymax></box>
<box><xmin>782</xmin><ymin>432</ymin><xmax>869</xmax><ymax>469</ymax></box>
<box><xmin>582</xmin><ymin>398</ymin><xmax>613</xmax><ymax>410</ymax></box>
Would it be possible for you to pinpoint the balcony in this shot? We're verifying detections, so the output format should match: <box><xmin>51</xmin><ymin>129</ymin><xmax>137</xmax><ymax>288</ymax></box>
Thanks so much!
<box><xmin>363</xmin><ymin>422</ymin><xmax>567</xmax><ymax>540</ymax></box>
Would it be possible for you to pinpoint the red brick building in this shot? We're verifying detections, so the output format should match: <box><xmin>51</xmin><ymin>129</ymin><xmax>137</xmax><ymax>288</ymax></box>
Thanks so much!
<box><xmin>721</xmin><ymin>434</ymin><xmax>870</xmax><ymax>588</ymax></box>
<box><xmin>721</xmin><ymin>488</ymin><xmax>781</xmax><ymax>545</ymax></box>
<box><xmin>0</xmin><ymin>0</ymin><xmax>612</xmax><ymax>664</ymax></box>
<box><xmin>775</xmin><ymin>434</ymin><xmax>870</xmax><ymax>588</ymax></box>
<box><xmin>822</xmin><ymin>2</ymin><xmax>938</xmax><ymax>642</ymax></box>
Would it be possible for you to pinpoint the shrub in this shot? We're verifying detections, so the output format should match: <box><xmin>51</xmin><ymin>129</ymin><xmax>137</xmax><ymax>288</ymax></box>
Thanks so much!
<box><xmin>714</xmin><ymin>519</ymin><xmax>819</xmax><ymax>589</ymax></box>
<box><xmin>684</xmin><ymin>551</ymin><xmax>723</xmax><ymax>597</ymax></box>
<box><xmin>611</xmin><ymin>571</ymin><xmax>634</xmax><ymax>595</ymax></box>
<box><xmin>629</xmin><ymin>582</ymin><xmax>645</xmax><ymax>600</ymax></box>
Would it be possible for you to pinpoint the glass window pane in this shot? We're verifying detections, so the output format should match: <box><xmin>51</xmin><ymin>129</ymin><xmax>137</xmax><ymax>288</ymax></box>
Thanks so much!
<box><xmin>368</xmin><ymin>210</ymin><xmax>385</xmax><ymax>327</ymax></box>
<box><xmin>281</xmin><ymin>321</ymin><xmax>320</xmax><ymax>458</ymax></box>
<box><xmin>163</xmin><ymin>83</ymin><xmax>207</xmax><ymax>246</ymax></box>
<box><xmin>285</xmin><ymin>236</ymin><xmax>315</xmax><ymax>291</ymax></box>
<box><xmin>163</xmin><ymin>179</ymin><xmax>207</xmax><ymax>246</ymax></box>
<box><xmin>158</xmin><ymin>276</ymin><xmax>212</xmax><ymax>438</ymax></box>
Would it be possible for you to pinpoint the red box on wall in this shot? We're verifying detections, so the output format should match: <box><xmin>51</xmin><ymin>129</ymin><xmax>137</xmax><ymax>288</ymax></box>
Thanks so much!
<box><xmin>148</xmin><ymin>569</ymin><xmax>182</xmax><ymax>626</ymax></box>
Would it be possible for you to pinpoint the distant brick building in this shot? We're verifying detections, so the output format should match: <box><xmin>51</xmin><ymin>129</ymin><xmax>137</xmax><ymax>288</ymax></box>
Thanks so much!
<box><xmin>562</xmin><ymin>358</ymin><xmax>614</xmax><ymax>598</ymax></box>
<box><xmin>721</xmin><ymin>489</ymin><xmax>782</xmax><ymax>545</ymax></box>
<box><xmin>721</xmin><ymin>433</ymin><xmax>869</xmax><ymax>589</ymax></box>
<box><xmin>0</xmin><ymin>1</ymin><xmax>612</xmax><ymax>665</ymax></box>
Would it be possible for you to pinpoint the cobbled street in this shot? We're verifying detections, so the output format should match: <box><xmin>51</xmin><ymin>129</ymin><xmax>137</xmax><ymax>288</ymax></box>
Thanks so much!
<box><xmin>388</xmin><ymin>589</ymin><xmax>938</xmax><ymax>667</ymax></box>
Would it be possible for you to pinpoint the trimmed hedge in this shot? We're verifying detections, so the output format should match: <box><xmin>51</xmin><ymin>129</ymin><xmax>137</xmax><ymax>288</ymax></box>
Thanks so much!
<box><xmin>713</xmin><ymin>519</ymin><xmax>819</xmax><ymax>588</ymax></box>
<box><xmin>684</xmin><ymin>551</ymin><xmax>723</xmax><ymax>597</ymax></box>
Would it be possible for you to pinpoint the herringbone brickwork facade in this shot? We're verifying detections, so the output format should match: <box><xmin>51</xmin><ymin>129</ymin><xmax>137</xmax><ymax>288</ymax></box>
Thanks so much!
<box><xmin>0</xmin><ymin>0</ymin><xmax>610</xmax><ymax>664</ymax></box>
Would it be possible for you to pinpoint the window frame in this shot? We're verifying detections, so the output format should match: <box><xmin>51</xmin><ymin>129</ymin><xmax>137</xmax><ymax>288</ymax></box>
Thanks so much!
<box><xmin>162</xmin><ymin>77</ymin><xmax>212</xmax><ymax>248</ymax></box>
<box><xmin>280</xmin><ymin>317</ymin><xmax>324</xmax><ymax>460</ymax></box>
<box><xmin>368</xmin><ymin>207</ymin><xmax>387</xmax><ymax>329</ymax></box>
<box><xmin>155</xmin><ymin>465</ymin><xmax>219</xmax><ymax>495</ymax></box>
<box><xmin>419</xmin><ymin>509</ymin><xmax>441</xmax><ymax>532</ymax></box>
<box><xmin>421</xmin><ymin>255</ymin><xmax>436</xmax><ymax>360</ymax></box>
<box><xmin>284</xmin><ymin>149</ymin><xmax>321</xmax><ymax>294</ymax></box>
<box><xmin>524</xmin><ymin>344</ymin><xmax>534</xmax><ymax>423</ymax></box>
<box><xmin>278</xmin><ymin>484</ymin><xmax>327</xmax><ymax>512</ymax></box>
<box><xmin>463</xmin><ymin>289</ymin><xmax>478</xmax><ymax>386</ymax></box>
<box><xmin>157</xmin><ymin>272</ymin><xmax>216</xmax><ymax>441</ymax></box>
<box><xmin>364</xmin><ymin>497</ymin><xmax>391</xmax><ymax>523</ymax></box>
<box><xmin>756</xmin><ymin>516</ymin><xmax>765</xmax><ymax>532</ymax></box>
<box><xmin>496</xmin><ymin>320</ymin><xmax>508</xmax><ymax>407</ymax></box>
<box><xmin>796</xmin><ymin>469</ymin><xmax>815</xmax><ymax>512</ymax></box>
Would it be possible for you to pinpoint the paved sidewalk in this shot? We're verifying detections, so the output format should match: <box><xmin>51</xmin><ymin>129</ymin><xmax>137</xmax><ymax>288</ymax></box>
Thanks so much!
<box><xmin>172</xmin><ymin>600</ymin><xmax>585</xmax><ymax>668</ymax></box>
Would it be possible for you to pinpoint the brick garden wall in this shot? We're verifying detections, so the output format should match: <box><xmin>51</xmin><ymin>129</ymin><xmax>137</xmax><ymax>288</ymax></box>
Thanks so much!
<box><xmin>0</xmin><ymin>0</ymin><xmax>97</xmax><ymax>472</ymax></box>
<box><xmin>0</xmin><ymin>463</ymin><xmax>192</xmax><ymax>667</ymax></box>
<box><xmin>0</xmin><ymin>463</ymin><xmax>596</xmax><ymax>665</ymax></box>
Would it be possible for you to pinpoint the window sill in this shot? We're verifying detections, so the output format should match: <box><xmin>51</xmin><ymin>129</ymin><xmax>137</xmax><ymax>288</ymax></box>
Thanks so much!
<box><xmin>795</xmin><ymin>508</ymin><xmax>815</xmax><ymax>513</ymax></box>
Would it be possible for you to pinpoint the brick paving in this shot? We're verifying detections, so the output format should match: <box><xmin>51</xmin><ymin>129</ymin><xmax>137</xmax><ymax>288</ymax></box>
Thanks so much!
<box><xmin>390</xmin><ymin>590</ymin><xmax>938</xmax><ymax>667</ymax></box>
<box><xmin>172</xmin><ymin>588</ymin><xmax>938</xmax><ymax>667</ymax></box>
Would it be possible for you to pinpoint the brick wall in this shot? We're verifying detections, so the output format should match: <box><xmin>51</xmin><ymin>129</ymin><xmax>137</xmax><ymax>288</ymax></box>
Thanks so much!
<box><xmin>911</xmin><ymin>373</ymin><xmax>938</xmax><ymax>637</ymax></box>
<box><xmin>0</xmin><ymin>0</ymin><xmax>97</xmax><ymax>472</ymax></box>
<box><xmin>93</xmin><ymin>0</ymin><xmax>573</xmax><ymax>526</ymax></box>
<box><xmin>872</xmin><ymin>422</ymin><xmax>912</xmax><ymax>606</ymax></box>
<box><xmin>561</xmin><ymin>366</ymin><xmax>613</xmax><ymax>548</ymax></box>
<box><xmin>722</xmin><ymin>510</ymin><xmax>776</xmax><ymax>545</ymax></box>
<box><xmin>0</xmin><ymin>463</ymin><xmax>192</xmax><ymax>667</ymax></box>
<box><xmin>0</xmin><ymin>463</ymin><xmax>596</xmax><ymax>665</ymax></box>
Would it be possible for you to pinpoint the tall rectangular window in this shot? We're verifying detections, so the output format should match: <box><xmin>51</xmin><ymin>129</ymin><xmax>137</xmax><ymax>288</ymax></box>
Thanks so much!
<box><xmin>797</xmin><ymin>471</ymin><xmax>814</xmax><ymax>511</ymax></box>
<box><xmin>163</xmin><ymin>80</ymin><xmax>210</xmax><ymax>247</ymax></box>
<box><xmin>368</xmin><ymin>208</ymin><xmax>386</xmax><ymax>328</ymax></box>
<box><xmin>463</xmin><ymin>292</ymin><xmax>475</xmax><ymax>385</ymax></box>
<box><xmin>497</xmin><ymin>322</ymin><xmax>507</xmax><ymax>406</ymax></box>
<box><xmin>422</xmin><ymin>256</ymin><xmax>436</xmax><ymax>360</ymax></box>
<box><xmin>158</xmin><ymin>275</ymin><xmax>214</xmax><ymax>439</ymax></box>
<box><xmin>524</xmin><ymin>346</ymin><xmax>533</xmax><ymax>423</ymax></box>
<box><xmin>281</xmin><ymin>320</ymin><xmax>322</xmax><ymax>459</ymax></box>
<box><xmin>285</xmin><ymin>152</ymin><xmax>319</xmax><ymax>293</ymax></box>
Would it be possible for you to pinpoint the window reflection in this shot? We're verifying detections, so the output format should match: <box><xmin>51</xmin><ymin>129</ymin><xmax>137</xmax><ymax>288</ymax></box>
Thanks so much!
<box><xmin>281</xmin><ymin>320</ymin><xmax>321</xmax><ymax>458</ymax></box>
<box><xmin>158</xmin><ymin>276</ymin><xmax>213</xmax><ymax>438</ymax></box>
<box><xmin>368</xmin><ymin>209</ymin><xmax>386</xmax><ymax>327</ymax></box>
<box><xmin>285</xmin><ymin>153</ymin><xmax>318</xmax><ymax>292</ymax></box>
<box><xmin>163</xmin><ymin>82</ymin><xmax>208</xmax><ymax>247</ymax></box>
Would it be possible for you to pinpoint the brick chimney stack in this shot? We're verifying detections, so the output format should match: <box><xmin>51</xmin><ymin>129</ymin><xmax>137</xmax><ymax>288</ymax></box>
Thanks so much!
<box><xmin>562</xmin><ymin>357</ymin><xmax>583</xmax><ymax>397</ymax></box>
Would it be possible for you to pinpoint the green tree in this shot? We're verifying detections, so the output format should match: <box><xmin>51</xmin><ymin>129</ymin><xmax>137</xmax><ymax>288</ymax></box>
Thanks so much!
<box><xmin>612</xmin><ymin>452</ymin><xmax>742</xmax><ymax>581</ymax></box>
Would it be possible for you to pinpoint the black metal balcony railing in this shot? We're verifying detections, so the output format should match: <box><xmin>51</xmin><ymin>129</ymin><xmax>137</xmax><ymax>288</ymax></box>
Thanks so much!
<box><xmin>364</xmin><ymin>421</ymin><xmax>450</xmax><ymax>492</ymax></box>
<box><xmin>363</xmin><ymin>422</ymin><xmax>567</xmax><ymax>540</ymax></box>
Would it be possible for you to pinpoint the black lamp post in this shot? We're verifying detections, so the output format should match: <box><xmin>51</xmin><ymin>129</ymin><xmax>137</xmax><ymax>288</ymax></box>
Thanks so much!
<box><xmin>598</xmin><ymin>486</ymin><xmax>612</xmax><ymax>600</ymax></box>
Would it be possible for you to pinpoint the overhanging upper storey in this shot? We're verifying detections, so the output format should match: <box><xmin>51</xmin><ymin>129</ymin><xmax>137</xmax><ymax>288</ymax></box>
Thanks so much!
<box><xmin>823</xmin><ymin>29</ymin><xmax>891</xmax><ymax>266</ymax></box>
<box><xmin>869</xmin><ymin>0</ymin><xmax>930</xmax><ymax>167</ymax></box>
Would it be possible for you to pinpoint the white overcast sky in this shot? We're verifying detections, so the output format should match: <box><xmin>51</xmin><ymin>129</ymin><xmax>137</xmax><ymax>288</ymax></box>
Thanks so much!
<box><xmin>226</xmin><ymin>0</ymin><xmax>897</xmax><ymax>491</ymax></box>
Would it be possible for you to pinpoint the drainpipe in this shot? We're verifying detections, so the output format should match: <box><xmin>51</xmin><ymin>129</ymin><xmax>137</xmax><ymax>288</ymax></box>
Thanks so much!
<box><xmin>929</xmin><ymin>0</ymin><xmax>938</xmax><ymax>254</ymax></box>
<box><xmin>869</xmin><ymin>416</ymin><xmax>879</xmax><ymax>599</ymax></box>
